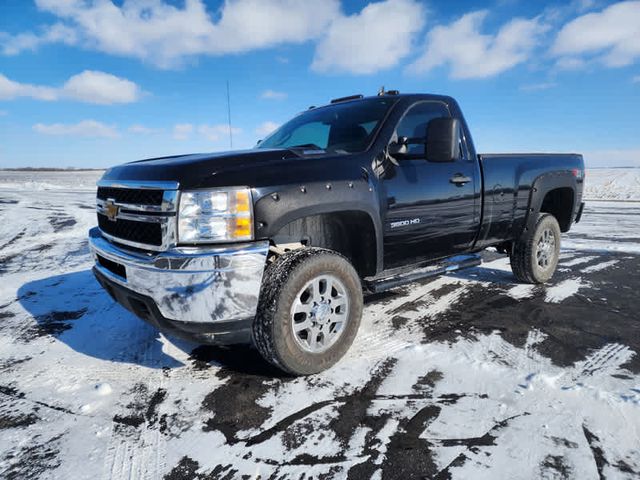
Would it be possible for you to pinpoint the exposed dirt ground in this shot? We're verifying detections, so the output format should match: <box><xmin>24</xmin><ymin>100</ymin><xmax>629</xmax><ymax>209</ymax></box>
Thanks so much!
<box><xmin>0</xmin><ymin>178</ymin><xmax>639</xmax><ymax>479</ymax></box>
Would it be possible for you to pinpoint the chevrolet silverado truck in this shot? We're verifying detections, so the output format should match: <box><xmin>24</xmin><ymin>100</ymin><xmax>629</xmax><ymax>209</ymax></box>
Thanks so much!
<box><xmin>89</xmin><ymin>91</ymin><xmax>585</xmax><ymax>375</ymax></box>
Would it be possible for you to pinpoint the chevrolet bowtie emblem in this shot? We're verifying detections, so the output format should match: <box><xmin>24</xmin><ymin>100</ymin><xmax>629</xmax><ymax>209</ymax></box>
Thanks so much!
<box><xmin>104</xmin><ymin>199</ymin><xmax>119</xmax><ymax>222</ymax></box>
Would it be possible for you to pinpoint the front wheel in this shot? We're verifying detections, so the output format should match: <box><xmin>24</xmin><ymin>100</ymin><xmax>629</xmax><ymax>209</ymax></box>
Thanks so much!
<box><xmin>510</xmin><ymin>213</ymin><xmax>561</xmax><ymax>284</ymax></box>
<box><xmin>253</xmin><ymin>248</ymin><xmax>363</xmax><ymax>375</ymax></box>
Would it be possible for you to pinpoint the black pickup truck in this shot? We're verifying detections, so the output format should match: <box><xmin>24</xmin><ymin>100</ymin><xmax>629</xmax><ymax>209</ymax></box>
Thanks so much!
<box><xmin>89</xmin><ymin>92</ymin><xmax>584</xmax><ymax>375</ymax></box>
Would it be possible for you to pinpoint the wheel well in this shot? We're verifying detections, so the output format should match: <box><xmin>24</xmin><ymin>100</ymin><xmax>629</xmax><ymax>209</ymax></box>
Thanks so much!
<box><xmin>271</xmin><ymin>211</ymin><xmax>377</xmax><ymax>277</ymax></box>
<box><xmin>540</xmin><ymin>187</ymin><xmax>574</xmax><ymax>232</ymax></box>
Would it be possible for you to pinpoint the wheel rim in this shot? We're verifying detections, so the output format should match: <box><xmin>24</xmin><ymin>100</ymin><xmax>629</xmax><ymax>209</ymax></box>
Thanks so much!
<box><xmin>290</xmin><ymin>274</ymin><xmax>350</xmax><ymax>354</ymax></box>
<box><xmin>535</xmin><ymin>228</ymin><xmax>556</xmax><ymax>269</ymax></box>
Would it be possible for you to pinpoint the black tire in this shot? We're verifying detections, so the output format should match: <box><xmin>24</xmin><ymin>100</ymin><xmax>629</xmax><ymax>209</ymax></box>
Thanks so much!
<box><xmin>253</xmin><ymin>248</ymin><xmax>363</xmax><ymax>375</ymax></box>
<box><xmin>510</xmin><ymin>213</ymin><xmax>561</xmax><ymax>284</ymax></box>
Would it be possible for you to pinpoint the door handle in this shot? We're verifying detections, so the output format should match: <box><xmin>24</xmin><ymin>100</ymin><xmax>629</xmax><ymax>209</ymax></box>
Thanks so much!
<box><xmin>450</xmin><ymin>174</ymin><xmax>471</xmax><ymax>186</ymax></box>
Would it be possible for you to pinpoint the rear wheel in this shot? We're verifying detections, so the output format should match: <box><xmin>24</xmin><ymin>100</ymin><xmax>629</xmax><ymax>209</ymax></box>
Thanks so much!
<box><xmin>510</xmin><ymin>213</ymin><xmax>561</xmax><ymax>284</ymax></box>
<box><xmin>253</xmin><ymin>248</ymin><xmax>363</xmax><ymax>375</ymax></box>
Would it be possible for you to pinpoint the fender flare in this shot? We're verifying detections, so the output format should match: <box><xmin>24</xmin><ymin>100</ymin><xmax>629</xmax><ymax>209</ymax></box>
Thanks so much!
<box><xmin>519</xmin><ymin>171</ymin><xmax>578</xmax><ymax>239</ymax></box>
<box><xmin>252</xmin><ymin>180</ymin><xmax>384</xmax><ymax>274</ymax></box>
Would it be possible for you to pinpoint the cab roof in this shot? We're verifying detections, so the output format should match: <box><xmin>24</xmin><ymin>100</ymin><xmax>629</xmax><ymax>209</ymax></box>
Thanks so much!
<box><xmin>311</xmin><ymin>92</ymin><xmax>456</xmax><ymax>110</ymax></box>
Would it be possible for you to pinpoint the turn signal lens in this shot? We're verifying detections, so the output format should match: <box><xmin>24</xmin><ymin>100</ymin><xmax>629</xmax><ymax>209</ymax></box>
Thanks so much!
<box><xmin>234</xmin><ymin>189</ymin><xmax>251</xmax><ymax>212</ymax></box>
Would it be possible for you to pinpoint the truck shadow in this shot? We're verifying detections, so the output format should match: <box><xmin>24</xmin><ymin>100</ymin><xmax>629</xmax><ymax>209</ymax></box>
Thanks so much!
<box><xmin>447</xmin><ymin>265</ymin><xmax>518</xmax><ymax>284</ymax></box>
<box><xmin>17</xmin><ymin>269</ymin><xmax>191</xmax><ymax>370</ymax></box>
<box><xmin>188</xmin><ymin>344</ymin><xmax>290</xmax><ymax>377</ymax></box>
<box><xmin>16</xmin><ymin>269</ymin><xmax>292</xmax><ymax>376</ymax></box>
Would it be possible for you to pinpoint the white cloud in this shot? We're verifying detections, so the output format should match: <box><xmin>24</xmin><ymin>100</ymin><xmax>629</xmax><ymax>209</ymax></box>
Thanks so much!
<box><xmin>3</xmin><ymin>0</ymin><xmax>340</xmax><ymax>68</ymax></box>
<box><xmin>128</xmin><ymin>124</ymin><xmax>160</xmax><ymax>134</ymax></box>
<box><xmin>633</xmin><ymin>75</ymin><xmax>640</xmax><ymax>83</ymax></box>
<box><xmin>555</xmin><ymin>57</ymin><xmax>587</xmax><ymax>71</ymax></box>
<box><xmin>519</xmin><ymin>82</ymin><xmax>557</xmax><ymax>92</ymax></box>
<box><xmin>0</xmin><ymin>74</ymin><xmax>57</xmax><ymax>101</ymax></box>
<box><xmin>312</xmin><ymin>0</ymin><xmax>425</xmax><ymax>74</ymax></box>
<box><xmin>261</xmin><ymin>89</ymin><xmax>287</xmax><ymax>100</ymax></box>
<box><xmin>573</xmin><ymin>0</ymin><xmax>598</xmax><ymax>12</ymax></box>
<box><xmin>0</xmin><ymin>71</ymin><xmax>142</xmax><ymax>104</ymax></box>
<box><xmin>173</xmin><ymin>124</ymin><xmax>194</xmax><ymax>141</ymax></box>
<box><xmin>173</xmin><ymin>123</ymin><xmax>241</xmax><ymax>143</ymax></box>
<box><xmin>197</xmin><ymin>124</ymin><xmax>241</xmax><ymax>142</ymax></box>
<box><xmin>0</xmin><ymin>23</ymin><xmax>77</xmax><ymax>55</ymax></box>
<box><xmin>256</xmin><ymin>121</ymin><xmax>280</xmax><ymax>137</ymax></box>
<box><xmin>0</xmin><ymin>110</ymin><xmax>8</xmax><ymax>116</ymax></box>
<box><xmin>62</xmin><ymin>70</ymin><xmax>142</xmax><ymax>105</ymax></box>
<box><xmin>540</xmin><ymin>0</ymin><xmax>599</xmax><ymax>24</ymax></box>
<box><xmin>33</xmin><ymin>120</ymin><xmax>119</xmax><ymax>138</ymax></box>
<box><xmin>208</xmin><ymin>0</ymin><xmax>339</xmax><ymax>53</ymax></box>
<box><xmin>3</xmin><ymin>0</ymin><xmax>430</xmax><ymax>74</ymax></box>
<box><xmin>552</xmin><ymin>1</ymin><xmax>640</xmax><ymax>68</ymax></box>
<box><xmin>408</xmin><ymin>10</ymin><xmax>548</xmax><ymax>79</ymax></box>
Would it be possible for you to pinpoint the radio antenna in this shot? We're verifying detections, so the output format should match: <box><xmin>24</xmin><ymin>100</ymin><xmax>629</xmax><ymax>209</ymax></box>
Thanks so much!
<box><xmin>226</xmin><ymin>80</ymin><xmax>233</xmax><ymax>149</ymax></box>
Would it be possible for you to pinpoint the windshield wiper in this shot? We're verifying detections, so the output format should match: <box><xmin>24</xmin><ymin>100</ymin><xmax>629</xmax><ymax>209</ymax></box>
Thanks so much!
<box><xmin>288</xmin><ymin>143</ymin><xmax>324</xmax><ymax>151</ymax></box>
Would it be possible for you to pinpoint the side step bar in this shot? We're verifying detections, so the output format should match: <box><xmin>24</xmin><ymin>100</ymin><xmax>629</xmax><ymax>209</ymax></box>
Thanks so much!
<box><xmin>365</xmin><ymin>254</ymin><xmax>482</xmax><ymax>293</ymax></box>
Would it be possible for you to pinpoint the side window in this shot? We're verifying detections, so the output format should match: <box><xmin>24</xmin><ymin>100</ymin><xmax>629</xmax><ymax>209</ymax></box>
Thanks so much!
<box><xmin>395</xmin><ymin>102</ymin><xmax>451</xmax><ymax>156</ymax></box>
<box><xmin>459</xmin><ymin>124</ymin><xmax>470</xmax><ymax>161</ymax></box>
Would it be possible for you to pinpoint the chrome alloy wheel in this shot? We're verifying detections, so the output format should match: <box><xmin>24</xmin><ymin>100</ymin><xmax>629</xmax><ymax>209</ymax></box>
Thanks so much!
<box><xmin>536</xmin><ymin>228</ymin><xmax>556</xmax><ymax>269</ymax></box>
<box><xmin>290</xmin><ymin>274</ymin><xmax>350</xmax><ymax>353</ymax></box>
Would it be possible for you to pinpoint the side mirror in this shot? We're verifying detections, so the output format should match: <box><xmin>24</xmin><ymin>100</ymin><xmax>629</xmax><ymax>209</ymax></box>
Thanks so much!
<box><xmin>426</xmin><ymin>118</ymin><xmax>460</xmax><ymax>163</ymax></box>
<box><xmin>388</xmin><ymin>136</ymin><xmax>409</xmax><ymax>157</ymax></box>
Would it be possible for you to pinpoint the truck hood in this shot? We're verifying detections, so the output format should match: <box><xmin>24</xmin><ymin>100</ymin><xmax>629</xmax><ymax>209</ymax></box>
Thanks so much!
<box><xmin>99</xmin><ymin>148</ymin><xmax>319</xmax><ymax>190</ymax></box>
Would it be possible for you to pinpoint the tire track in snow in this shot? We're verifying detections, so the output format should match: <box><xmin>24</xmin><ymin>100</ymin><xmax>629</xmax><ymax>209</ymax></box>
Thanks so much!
<box><xmin>350</xmin><ymin>279</ymin><xmax>467</xmax><ymax>360</ymax></box>
<box><xmin>101</xmin><ymin>339</ymin><xmax>170</xmax><ymax>480</ymax></box>
<box><xmin>565</xmin><ymin>343</ymin><xmax>635</xmax><ymax>388</ymax></box>
<box><xmin>560</xmin><ymin>255</ymin><xmax>599</xmax><ymax>267</ymax></box>
<box><xmin>581</xmin><ymin>259</ymin><xmax>619</xmax><ymax>273</ymax></box>
<box><xmin>2</xmin><ymin>179</ymin><xmax>640</xmax><ymax>478</ymax></box>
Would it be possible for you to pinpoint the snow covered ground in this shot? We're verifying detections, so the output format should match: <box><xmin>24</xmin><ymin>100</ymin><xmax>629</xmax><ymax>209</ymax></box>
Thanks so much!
<box><xmin>584</xmin><ymin>168</ymin><xmax>640</xmax><ymax>201</ymax></box>
<box><xmin>0</xmin><ymin>170</ymin><xmax>103</xmax><ymax>192</ymax></box>
<box><xmin>0</xmin><ymin>171</ymin><xmax>639</xmax><ymax>479</ymax></box>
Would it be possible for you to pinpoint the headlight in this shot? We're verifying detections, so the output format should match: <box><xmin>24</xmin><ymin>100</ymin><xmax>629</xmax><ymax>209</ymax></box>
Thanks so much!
<box><xmin>178</xmin><ymin>188</ymin><xmax>253</xmax><ymax>243</ymax></box>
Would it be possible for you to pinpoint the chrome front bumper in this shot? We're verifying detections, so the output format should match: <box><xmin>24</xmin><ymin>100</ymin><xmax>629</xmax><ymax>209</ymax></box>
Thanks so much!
<box><xmin>88</xmin><ymin>227</ymin><xmax>269</xmax><ymax>328</ymax></box>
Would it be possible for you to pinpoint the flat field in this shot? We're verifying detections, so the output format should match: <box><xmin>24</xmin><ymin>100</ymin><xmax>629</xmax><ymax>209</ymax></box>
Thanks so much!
<box><xmin>0</xmin><ymin>169</ymin><xmax>638</xmax><ymax>479</ymax></box>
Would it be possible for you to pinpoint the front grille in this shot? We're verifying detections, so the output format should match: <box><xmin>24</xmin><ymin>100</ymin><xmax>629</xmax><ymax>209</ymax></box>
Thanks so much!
<box><xmin>96</xmin><ymin>254</ymin><xmax>127</xmax><ymax>279</ymax></box>
<box><xmin>98</xmin><ymin>213</ymin><xmax>163</xmax><ymax>246</ymax></box>
<box><xmin>96</xmin><ymin>182</ymin><xmax>177</xmax><ymax>250</ymax></box>
<box><xmin>97</xmin><ymin>187</ymin><xmax>163</xmax><ymax>206</ymax></box>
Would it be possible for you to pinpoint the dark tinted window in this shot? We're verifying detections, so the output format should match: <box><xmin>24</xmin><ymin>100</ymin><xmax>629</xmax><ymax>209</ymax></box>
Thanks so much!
<box><xmin>258</xmin><ymin>97</ymin><xmax>397</xmax><ymax>153</ymax></box>
<box><xmin>395</xmin><ymin>102</ymin><xmax>450</xmax><ymax>156</ymax></box>
<box><xmin>459</xmin><ymin>124</ymin><xmax>470</xmax><ymax>160</ymax></box>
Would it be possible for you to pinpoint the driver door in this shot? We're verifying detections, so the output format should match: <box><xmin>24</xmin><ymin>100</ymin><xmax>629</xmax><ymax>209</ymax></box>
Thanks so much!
<box><xmin>381</xmin><ymin>101</ymin><xmax>480</xmax><ymax>269</ymax></box>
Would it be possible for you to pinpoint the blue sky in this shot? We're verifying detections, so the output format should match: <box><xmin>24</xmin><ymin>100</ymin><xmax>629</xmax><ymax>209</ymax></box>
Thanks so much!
<box><xmin>0</xmin><ymin>0</ymin><xmax>639</xmax><ymax>168</ymax></box>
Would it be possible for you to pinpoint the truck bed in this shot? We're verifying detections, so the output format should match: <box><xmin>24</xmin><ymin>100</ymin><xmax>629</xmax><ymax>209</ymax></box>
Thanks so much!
<box><xmin>476</xmin><ymin>153</ymin><xmax>584</xmax><ymax>249</ymax></box>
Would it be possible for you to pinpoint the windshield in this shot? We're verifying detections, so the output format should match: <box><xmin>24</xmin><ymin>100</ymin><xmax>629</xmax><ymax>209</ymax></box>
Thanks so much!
<box><xmin>257</xmin><ymin>97</ymin><xmax>397</xmax><ymax>154</ymax></box>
